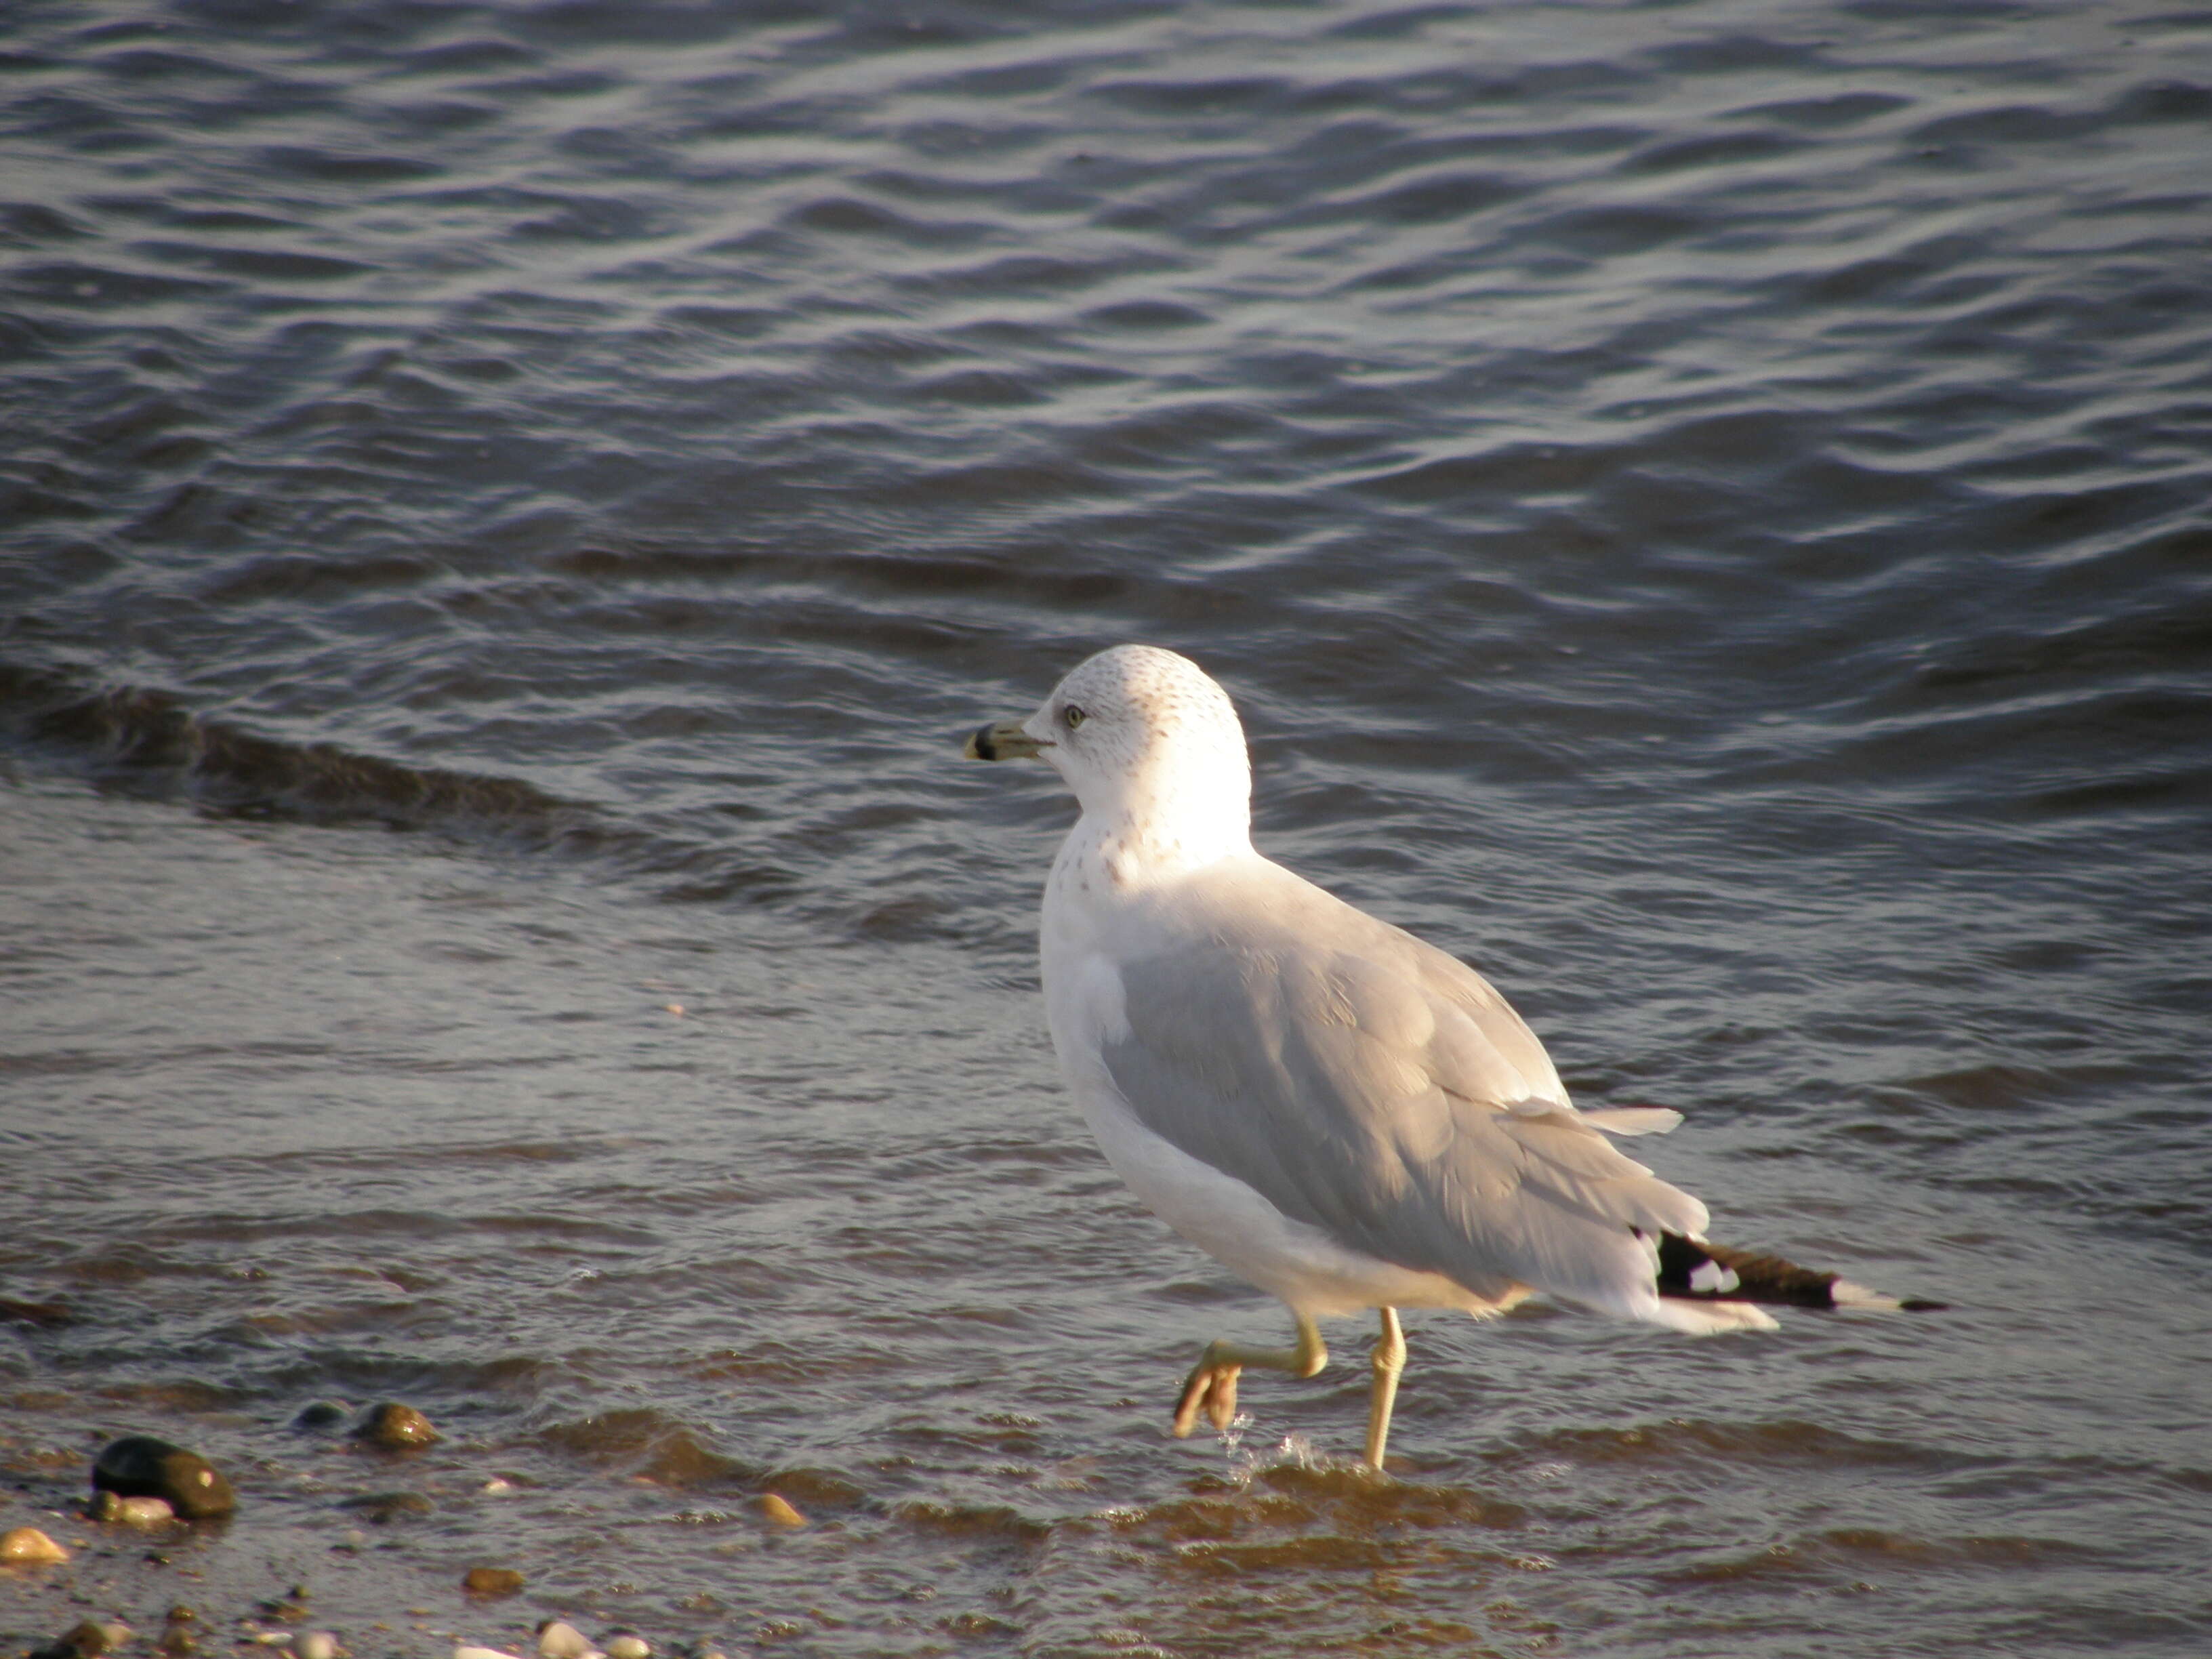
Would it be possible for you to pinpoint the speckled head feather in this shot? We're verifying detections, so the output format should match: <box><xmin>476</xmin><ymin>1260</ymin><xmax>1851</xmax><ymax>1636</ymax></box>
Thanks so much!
<box><xmin>1023</xmin><ymin>645</ymin><xmax>1253</xmax><ymax>861</ymax></box>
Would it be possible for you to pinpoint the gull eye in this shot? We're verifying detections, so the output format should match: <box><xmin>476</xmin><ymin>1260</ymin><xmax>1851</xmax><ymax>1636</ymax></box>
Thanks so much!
<box><xmin>1062</xmin><ymin>704</ymin><xmax>1087</xmax><ymax>729</ymax></box>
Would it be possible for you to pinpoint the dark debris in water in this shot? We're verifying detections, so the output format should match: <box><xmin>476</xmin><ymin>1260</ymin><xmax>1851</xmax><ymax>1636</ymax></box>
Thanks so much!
<box><xmin>336</xmin><ymin>1491</ymin><xmax>434</xmax><ymax>1524</ymax></box>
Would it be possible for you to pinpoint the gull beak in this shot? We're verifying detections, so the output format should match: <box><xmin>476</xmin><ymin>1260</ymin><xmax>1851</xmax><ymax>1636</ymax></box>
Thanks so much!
<box><xmin>963</xmin><ymin>719</ymin><xmax>1049</xmax><ymax>761</ymax></box>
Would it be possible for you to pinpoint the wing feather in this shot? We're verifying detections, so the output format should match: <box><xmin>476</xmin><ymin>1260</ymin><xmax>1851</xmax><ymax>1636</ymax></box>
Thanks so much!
<box><xmin>1097</xmin><ymin>859</ymin><xmax>1707</xmax><ymax>1312</ymax></box>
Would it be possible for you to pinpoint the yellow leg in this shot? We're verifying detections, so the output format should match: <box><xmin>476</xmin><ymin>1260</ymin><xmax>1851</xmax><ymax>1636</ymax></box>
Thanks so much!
<box><xmin>1171</xmin><ymin>1312</ymin><xmax>1328</xmax><ymax>1437</ymax></box>
<box><xmin>1364</xmin><ymin>1307</ymin><xmax>1406</xmax><ymax>1471</ymax></box>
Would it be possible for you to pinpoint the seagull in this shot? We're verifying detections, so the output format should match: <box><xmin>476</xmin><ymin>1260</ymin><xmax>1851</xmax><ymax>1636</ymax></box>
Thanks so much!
<box><xmin>964</xmin><ymin>644</ymin><xmax>1938</xmax><ymax>1469</ymax></box>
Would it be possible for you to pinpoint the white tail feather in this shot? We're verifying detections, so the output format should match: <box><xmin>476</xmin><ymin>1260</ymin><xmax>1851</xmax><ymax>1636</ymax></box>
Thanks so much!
<box><xmin>1641</xmin><ymin>1295</ymin><xmax>1780</xmax><ymax>1334</ymax></box>
<box><xmin>1830</xmin><ymin>1279</ymin><xmax>1905</xmax><ymax>1311</ymax></box>
<box><xmin>1582</xmin><ymin>1107</ymin><xmax>1684</xmax><ymax>1136</ymax></box>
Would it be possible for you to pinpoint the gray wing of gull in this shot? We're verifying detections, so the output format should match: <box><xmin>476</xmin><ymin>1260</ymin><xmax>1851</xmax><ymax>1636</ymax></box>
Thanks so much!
<box><xmin>1095</xmin><ymin>860</ymin><xmax>1708</xmax><ymax>1307</ymax></box>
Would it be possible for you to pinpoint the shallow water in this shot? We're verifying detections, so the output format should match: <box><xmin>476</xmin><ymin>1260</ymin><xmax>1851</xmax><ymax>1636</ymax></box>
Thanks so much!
<box><xmin>3</xmin><ymin>1</ymin><xmax>2210</xmax><ymax>1654</ymax></box>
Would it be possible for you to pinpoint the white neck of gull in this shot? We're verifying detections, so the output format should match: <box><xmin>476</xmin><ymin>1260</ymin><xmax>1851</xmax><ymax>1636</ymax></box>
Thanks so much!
<box><xmin>1064</xmin><ymin>746</ymin><xmax>1253</xmax><ymax>888</ymax></box>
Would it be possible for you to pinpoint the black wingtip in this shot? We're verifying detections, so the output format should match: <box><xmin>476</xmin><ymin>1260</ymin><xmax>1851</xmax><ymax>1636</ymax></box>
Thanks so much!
<box><xmin>1654</xmin><ymin>1233</ymin><xmax>1842</xmax><ymax>1309</ymax></box>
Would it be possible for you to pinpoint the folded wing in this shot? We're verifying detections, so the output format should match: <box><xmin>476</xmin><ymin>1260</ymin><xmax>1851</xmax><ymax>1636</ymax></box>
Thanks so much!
<box><xmin>1098</xmin><ymin>863</ymin><xmax>1713</xmax><ymax>1319</ymax></box>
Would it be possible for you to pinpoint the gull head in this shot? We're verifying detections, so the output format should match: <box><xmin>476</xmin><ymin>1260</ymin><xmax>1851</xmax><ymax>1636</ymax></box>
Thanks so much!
<box><xmin>966</xmin><ymin>644</ymin><xmax>1254</xmax><ymax>858</ymax></box>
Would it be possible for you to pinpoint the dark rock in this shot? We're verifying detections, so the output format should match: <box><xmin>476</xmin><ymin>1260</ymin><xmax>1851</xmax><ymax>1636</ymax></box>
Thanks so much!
<box><xmin>337</xmin><ymin>1491</ymin><xmax>433</xmax><ymax>1524</ymax></box>
<box><xmin>255</xmin><ymin>1593</ymin><xmax>309</xmax><ymax>1624</ymax></box>
<box><xmin>91</xmin><ymin>1436</ymin><xmax>235</xmax><ymax>1519</ymax></box>
<box><xmin>352</xmin><ymin>1403</ymin><xmax>440</xmax><ymax>1449</ymax></box>
<box><xmin>291</xmin><ymin>1401</ymin><xmax>351</xmax><ymax>1433</ymax></box>
<box><xmin>30</xmin><ymin>1622</ymin><xmax>115</xmax><ymax>1659</ymax></box>
<box><xmin>462</xmin><ymin>1565</ymin><xmax>525</xmax><ymax>1597</ymax></box>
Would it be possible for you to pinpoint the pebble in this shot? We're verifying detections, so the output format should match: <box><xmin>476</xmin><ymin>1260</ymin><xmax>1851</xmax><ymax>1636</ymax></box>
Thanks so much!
<box><xmin>758</xmin><ymin>1493</ymin><xmax>806</xmax><ymax>1528</ymax></box>
<box><xmin>602</xmin><ymin>1637</ymin><xmax>649</xmax><ymax>1659</ymax></box>
<box><xmin>535</xmin><ymin>1622</ymin><xmax>592</xmax><ymax>1659</ymax></box>
<box><xmin>462</xmin><ymin>1566</ymin><xmax>525</xmax><ymax>1597</ymax></box>
<box><xmin>1</xmin><ymin>1525</ymin><xmax>70</xmax><ymax>1564</ymax></box>
<box><xmin>352</xmin><ymin>1403</ymin><xmax>440</xmax><ymax>1449</ymax></box>
<box><xmin>91</xmin><ymin>1436</ymin><xmax>236</xmax><ymax>1519</ymax></box>
<box><xmin>295</xmin><ymin>1633</ymin><xmax>340</xmax><ymax>1659</ymax></box>
<box><xmin>291</xmin><ymin>1401</ymin><xmax>351</xmax><ymax>1433</ymax></box>
<box><xmin>454</xmin><ymin>1647</ymin><xmax>523</xmax><ymax>1659</ymax></box>
<box><xmin>92</xmin><ymin>1492</ymin><xmax>176</xmax><ymax>1525</ymax></box>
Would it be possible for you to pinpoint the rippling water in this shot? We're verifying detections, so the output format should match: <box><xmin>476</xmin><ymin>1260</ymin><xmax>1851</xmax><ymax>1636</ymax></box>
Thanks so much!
<box><xmin>4</xmin><ymin>1</ymin><xmax>2209</xmax><ymax>1654</ymax></box>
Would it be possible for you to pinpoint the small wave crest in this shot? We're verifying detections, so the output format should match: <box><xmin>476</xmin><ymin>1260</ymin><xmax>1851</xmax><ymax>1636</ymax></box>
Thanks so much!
<box><xmin>1</xmin><ymin>657</ymin><xmax>611</xmax><ymax>848</ymax></box>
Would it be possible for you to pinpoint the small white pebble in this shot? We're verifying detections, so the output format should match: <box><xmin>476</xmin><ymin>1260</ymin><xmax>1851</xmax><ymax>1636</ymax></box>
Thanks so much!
<box><xmin>481</xmin><ymin>1478</ymin><xmax>514</xmax><ymax>1495</ymax></box>
<box><xmin>117</xmin><ymin>1496</ymin><xmax>176</xmax><ymax>1525</ymax></box>
<box><xmin>535</xmin><ymin>1623</ymin><xmax>591</xmax><ymax>1659</ymax></box>
<box><xmin>602</xmin><ymin>1638</ymin><xmax>649</xmax><ymax>1659</ymax></box>
<box><xmin>295</xmin><ymin>1634</ymin><xmax>339</xmax><ymax>1659</ymax></box>
<box><xmin>455</xmin><ymin>1647</ymin><xmax>525</xmax><ymax>1659</ymax></box>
